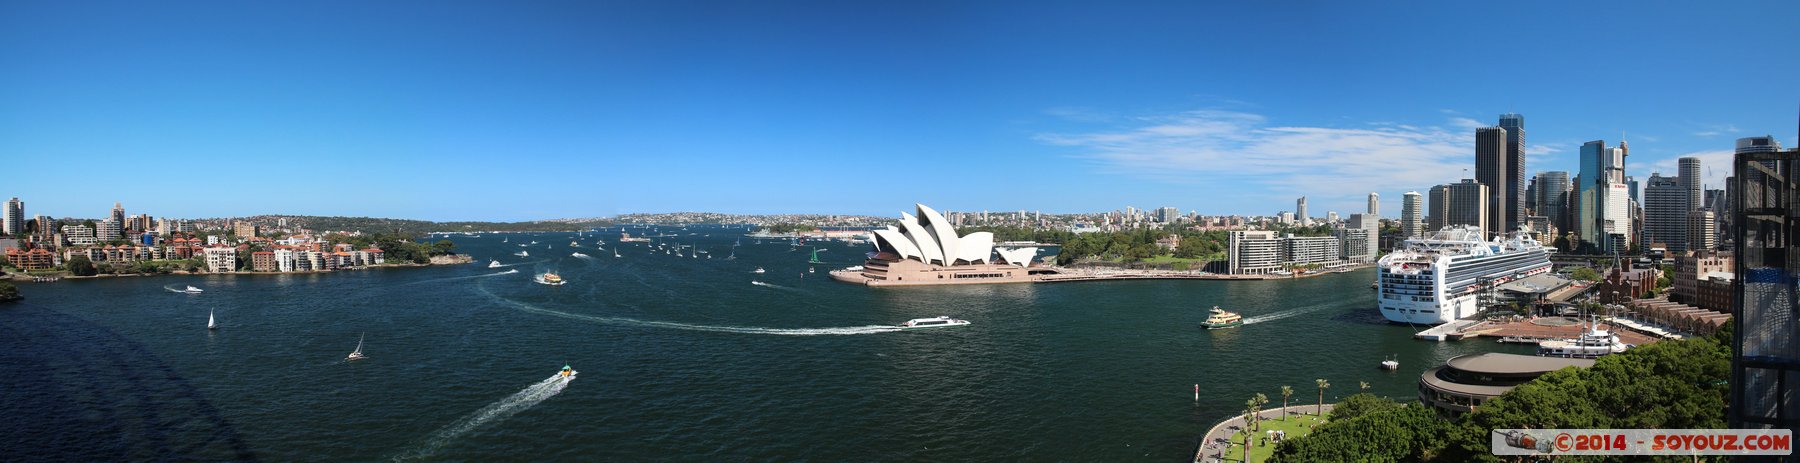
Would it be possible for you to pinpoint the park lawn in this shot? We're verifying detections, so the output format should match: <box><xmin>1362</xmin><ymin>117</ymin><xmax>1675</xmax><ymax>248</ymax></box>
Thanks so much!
<box><xmin>1221</xmin><ymin>413</ymin><xmax>1328</xmax><ymax>463</ymax></box>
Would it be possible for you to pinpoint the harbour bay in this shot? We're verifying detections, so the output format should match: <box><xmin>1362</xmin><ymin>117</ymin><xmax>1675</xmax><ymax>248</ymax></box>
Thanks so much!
<box><xmin>0</xmin><ymin>226</ymin><xmax>1526</xmax><ymax>461</ymax></box>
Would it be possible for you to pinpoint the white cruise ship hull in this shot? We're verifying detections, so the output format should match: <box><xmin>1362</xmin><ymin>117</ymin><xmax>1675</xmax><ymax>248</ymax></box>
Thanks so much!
<box><xmin>1376</xmin><ymin>227</ymin><xmax>1553</xmax><ymax>325</ymax></box>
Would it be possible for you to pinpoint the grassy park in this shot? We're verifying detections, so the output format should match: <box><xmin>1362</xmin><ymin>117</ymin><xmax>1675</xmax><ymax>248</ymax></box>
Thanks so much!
<box><xmin>1221</xmin><ymin>412</ymin><xmax>1327</xmax><ymax>463</ymax></box>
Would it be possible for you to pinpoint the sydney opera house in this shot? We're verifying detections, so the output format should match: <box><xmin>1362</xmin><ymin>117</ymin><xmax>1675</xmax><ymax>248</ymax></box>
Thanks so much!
<box><xmin>829</xmin><ymin>203</ymin><xmax>1049</xmax><ymax>286</ymax></box>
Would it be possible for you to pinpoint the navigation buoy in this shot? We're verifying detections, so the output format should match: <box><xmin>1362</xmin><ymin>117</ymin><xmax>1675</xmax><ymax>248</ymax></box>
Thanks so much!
<box><xmin>1194</xmin><ymin>384</ymin><xmax>1199</xmax><ymax>401</ymax></box>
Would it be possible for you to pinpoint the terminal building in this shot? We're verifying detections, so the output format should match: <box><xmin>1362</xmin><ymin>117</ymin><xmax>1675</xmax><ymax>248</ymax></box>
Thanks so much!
<box><xmin>1418</xmin><ymin>353</ymin><xmax>1594</xmax><ymax>417</ymax></box>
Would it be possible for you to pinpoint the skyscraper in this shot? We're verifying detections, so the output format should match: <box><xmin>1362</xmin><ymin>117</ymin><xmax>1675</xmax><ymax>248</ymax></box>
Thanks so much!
<box><xmin>1296</xmin><ymin>196</ymin><xmax>1309</xmax><ymax>226</ymax></box>
<box><xmin>1367</xmin><ymin>192</ymin><xmax>1379</xmax><ymax>216</ymax></box>
<box><xmin>1475</xmin><ymin>126</ymin><xmax>1508</xmax><ymax>232</ymax></box>
<box><xmin>1679</xmin><ymin>157</ymin><xmax>1702</xmax><ymax>212</ymax></box>
<box><xmin>1499</xmin><ymin>113</ymin><xmax>1527</xmax><ymax>232</ymax></box>
<box><xmin>1401</xmin><ymin>191</ymin><xmax>1423</xmax><ymax>238</ymax></box>
<box><xmin>1642</xmin><ymin>173</ymin><xmax>1689</xmax><ymax>253</ymax></box>
<box><xmin>2</xmin><ymin>197</ymin><xmax>22</xmax><ymax>236</ymax></box>
<box><xmin>1577</xmin><ymin>140</ymin><xmax>1630</xmax><ymax>253</ymax></box>
<box><xmin>1534</xmin><ymin>171</ymin><xmax>1571</xmax><ymax>233</ymax></box>
<box><xmin>1428</xmin><ymin>179</ymin><xmax>1488</xmax><ymax>234</ymax></box>
<box><xmin>111</xmin><ymin>202</ymin><xmax>125</xmax><ymax>228</ymax></box>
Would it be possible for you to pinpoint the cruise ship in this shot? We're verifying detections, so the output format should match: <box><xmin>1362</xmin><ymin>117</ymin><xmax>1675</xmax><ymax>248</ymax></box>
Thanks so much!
<box><xmin>1376</xmin><ymin>226</ymin><xmax>1553</xmax><ymax>324</ymax></box>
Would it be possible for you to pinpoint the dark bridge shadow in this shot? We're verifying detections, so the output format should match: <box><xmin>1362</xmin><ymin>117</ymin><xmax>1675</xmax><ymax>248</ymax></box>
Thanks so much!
<box><xmin>0</xmin><ymin>302</ymin><xmax>259</xmax><ymax>462</ymax></box>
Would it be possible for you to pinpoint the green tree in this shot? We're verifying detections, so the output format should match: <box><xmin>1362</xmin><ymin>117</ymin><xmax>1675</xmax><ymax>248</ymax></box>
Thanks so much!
<box><xmin>1279</xmin><ymin>385</ymin><xmax>1294</xmax><ymax>421</ymax></box>
<box><xmin>1266</xmin><ymin>402</ymin><xmax>1451</xmax><ymax>463</ymax></box>
<box><xmin>0</xmin><ymin>280</ymin><xmax>20</xmax><ymax>303</ymax></box>
<box><xmin>1326</xmin><ymin>393</ymin><xmax>1399</xmax><ymax>422</ymax></box>
<box><xmin>1244</xmin><ymin>398</ymin><xmax>1260</xmax><ymax>463</ymax></box>
<box><xmin>1252</xmin><ymin>393</ymin><xmax>1269</xmax><ymax>430</ymax></box>
<box><xmin>1569</xmin><ymin>266</ymin><xmax>1601</xmax><ymax>282</ymax></box>
<box><xmin>1315</xmin><ymin>379</ymin><xmax>1330</xmax><ymax>416</ymax></box>
<box><xmin>431</xmin><ymin>239</ymin><xmax>457</xmax><ymax>256</ymax></box>
<box><xmin>66</xmin><ymin>255</ymin><xmax>97</xmax><ymax>276</ymax></box>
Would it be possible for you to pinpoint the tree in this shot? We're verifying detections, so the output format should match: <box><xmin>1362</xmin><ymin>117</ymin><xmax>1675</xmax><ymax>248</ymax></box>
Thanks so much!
<box><xmin>1315</xmin><ymin>379</ymin><xmax>1330</xmax><ymax>416</ymax></box>
<box><xmin>1244</xmin><ymin>398</ymin><xmax>1260</xmax><ymax>463</ymax></box>
<box><xmin>1252</xmin><ymin>393</ymin><xmax>1269</xmax><ymax>430</ymax></box>
<box><xmin>0</xmin><ymin>280</ymin><xmax>20</xmax><ymax>303</ymax></box>
<box><xmin>431</xmin><ymin>239</ymin><xmax>457</xmax><ymax>256</ymax></box>
<box><xmin>1327</xmin><ymin>393</ymin><xmax>1399</xmax><ymax>421</ymax></box>
<box><xmin>66</xmin><ymin>255</ymin><xmax>97</xmax><ymax>276</ymax></box>
<box><xmin>1569</xmin><ymin>266</ymin><xmax>1601</xmax><ymax>282</ymax></box>
<box><xmin>1280</xmin><ymin>385</ymin><xmax>1294</xmax><ymax>421</ymax></box>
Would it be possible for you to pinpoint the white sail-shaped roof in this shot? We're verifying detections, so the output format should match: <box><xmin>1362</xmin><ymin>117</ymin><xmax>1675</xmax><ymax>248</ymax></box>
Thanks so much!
<box><xmin>955</xmin><ymin>232</ymin><xmax>994</xmax><ymax>264</ymax></box>
<box><xmin>898</xmin><ymin>212</ymin><xmax>945</xmax><ymax>265</ymax></box>
<box><xmin>872</xmin><ymin>227</ymin><xmax>923</xmax><ymax>262</ymax></box>
<box><xmin>868</xmin><ymin>203</ymin><xmax>1001</xmax><ymax>267</ymax></box>
<box><xmin>916</xmin><ymin>204</ymin><xmax>958</xmax><ymax>265</ymax></box>
<box><xmin>996</xmin><ymin>246</ymin><xmax>1038</xmax><ymax>267</ymax></box>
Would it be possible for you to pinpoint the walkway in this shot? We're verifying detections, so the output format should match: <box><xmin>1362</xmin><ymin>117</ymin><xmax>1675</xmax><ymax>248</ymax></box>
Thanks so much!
<box><xmin>1194</xmin><ymin>403</ymin><xmax>1335</xmax><ymax>463</ymax></box>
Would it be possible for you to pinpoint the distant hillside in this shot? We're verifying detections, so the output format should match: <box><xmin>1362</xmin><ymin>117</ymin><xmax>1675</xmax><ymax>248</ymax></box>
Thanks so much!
<box><xmin>282</xmin><ymin>216</ymin><xmax>613</xmax><ymax>235</ymax></box>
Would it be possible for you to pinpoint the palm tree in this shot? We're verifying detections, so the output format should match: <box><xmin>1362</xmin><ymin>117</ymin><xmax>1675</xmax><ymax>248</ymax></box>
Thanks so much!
<box><xmin>1243</xmin><ymin>397</ymin><xmax>1262</xmax><ymax>462</ymax></box>
<box><xmin>1252</xmin><ymin>393</ymin><xmax>1269</xmax><ymax>430</ymax></box>
<box><xmin>1359</xmin><ymin>381</ymin><xmax>1370</xmax><ymax>392</ymax></box>
<box><xmin>1315</xmin><ymin>379</ymin><xmax>1330</xmax><ymax>416</ymax></box>
<box><xmin>1279</xmin><ymin>386</ymin><xmax>1294</xmax><ymax>421</ymax></box>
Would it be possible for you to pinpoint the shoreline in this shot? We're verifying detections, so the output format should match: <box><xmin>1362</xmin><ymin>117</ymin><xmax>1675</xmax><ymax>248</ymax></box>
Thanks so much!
<box><xmin>5</xmin><ymin>254</ymin><xmax>474</xmax><ymax>283</ymax></box>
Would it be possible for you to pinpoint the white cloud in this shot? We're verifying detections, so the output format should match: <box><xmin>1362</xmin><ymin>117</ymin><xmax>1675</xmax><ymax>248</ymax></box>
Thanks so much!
<box><xmin>1037</xmin><ymin>109</ymin><xmax>1471</xmax><ymax>213</ymax></box>
<box><xmin>1646</xmin><ymin>150</ymin><xmax>1735</xmax><ymax>191</ymax></box>
<box><xmin>1448</xmin><ymin>117</ymin><xmax>1486</xmax><ymax>131</ymax></box>
<box><xmin>1694</xmin><ymin>124</ymin><xmax>1742</xmax><ymax>138</ymax></box>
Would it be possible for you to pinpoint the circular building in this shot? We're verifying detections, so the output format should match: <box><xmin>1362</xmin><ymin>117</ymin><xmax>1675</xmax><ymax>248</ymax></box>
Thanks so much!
<box><xmin>1418</xmin><ymin>353</ymin><xmax>1594</xmax><ymax>416</ymax></box>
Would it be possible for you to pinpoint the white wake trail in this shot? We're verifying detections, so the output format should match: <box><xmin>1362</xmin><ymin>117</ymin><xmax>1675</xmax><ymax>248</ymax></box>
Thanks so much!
<box><xmin>408</xmin><ymin>269</ymin><xmax>519</xmax><ymax>286</ymax></box>
<box><xmin>395</xmin><ymin>374</ymin><xmax>574</xmax><ymax>461</ymax></box>
<box><xmin>488</xmin><ymin>259</ymin><xmax>547</xmax><ymax>268</ymax></box>
<box><xmin>1241</xmin><ymin>303</ymin><xmax>1332</xmax><ymax>325</ymax></box>
<box><xmin>483</xmin><ymin>288</ymin><xmax>898</xmax><ymax>336</ymax></box>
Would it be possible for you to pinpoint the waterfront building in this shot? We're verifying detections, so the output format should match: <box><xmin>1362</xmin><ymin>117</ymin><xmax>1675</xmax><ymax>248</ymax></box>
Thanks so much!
<box><xmin>1730</xmin><ymin>143</ymin><xmax>1800</xmax><ymax>433</ymax></box>
<box><xmin>1296</xmin><ymin>196</ymin><xmax>1309</xmax><ymax>226</ymax></box>
<box><xmin>1533</xmin><ymin>171</ymin><xmax>1570</xmax><ymax>233</ymax></box>
<box><xmin>1642</xmin><ymin>173</ymin><xmax>1689</xmax><ymax>253</ymax></box>
<box><xmin>1419</xmin><ymin>353</ymin><xmax>1593</xmax><ymax>417</ymax></box>
<box><xmin>4</xmin><ymin>247</ymin><xmax>55</xmax><ymax>271</ymax></box>
<box><xmin>251</xmin><ymin>251</ymin><xmax>276</xmax><ymax>272</ymax></box>
<box><xmin>97</xmin><ymin>218</ymin><xmax>122</xmax><ymax>242</ymax></box>
<box><xmin>1228</xmin><ymin>230</ymin><xmax>1282</xmax><ymax>274</ymax></box>
<box><xmin>831</xmin><ymin>203</ymin><xmax>1046</xmax><ymax>286</ymax></box>
<box><xmin>1283</xmin><ymin>235</ymin><xmax>1341</xmax><ymax>266</ymax></box>
<box><xmin>203</xmin><ymin>246</ymin><xmax>237</xmax><ymax>273</ymax></box>
<box><xmin>1428</xmin><ymin>179</ymin><xmax>1488</xmax><ymax>235</ymax></box>
<box><xmin>1348</xmin><ymin>213</ymin><xmax>1379</xmax><ymax>259</ymax></box>
<box><xmin>1401</xmin><ymin>191</ymin><xmax>1424</xmax><ymax>238</ymax></box>
<box><xmin>1335</xmin><ymin>228</ymin><xmax>1370</xmax><ymax>262</ymax></box>
<box><xmin>1376</xmin><ymin>226</ymin><xmax>1552</xmax><ymax>324</ymax></box>
<box><xmin>2</xmin><ymin>197</ymin><xmax>22</xmax><ymax>236</ymax></box>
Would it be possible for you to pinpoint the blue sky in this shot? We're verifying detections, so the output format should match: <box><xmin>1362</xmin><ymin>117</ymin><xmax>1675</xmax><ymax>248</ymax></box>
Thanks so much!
<box><xmin>2</xmin><ymin>1</ymin><xmax>1796</xmax><ymax>221</ymax></box>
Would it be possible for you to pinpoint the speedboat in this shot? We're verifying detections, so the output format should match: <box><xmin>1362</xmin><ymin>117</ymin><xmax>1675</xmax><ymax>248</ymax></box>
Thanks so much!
<box><xmin>181</xmin><ymin>285</ymin><xmax>204</xmax><ymax>294</ymax></box>
<box><xmin>560</xmin><ymin>365</ymin><xmax>577</xmax><ymax>378</ymax></box>
<box><xmin>1201</xmin><ymin>306</ymin><xmax>1243</xmax><ymax>330</ymax></box>
<box><xmin>488</xmin><ymin>260</ymin><xmax>503</xmax><ymax>268</ymax></box>
<box><xmin>753</xmin><ymin>267</ymin><xmax>766</xmax><ymax>274</ymax></box>
<box><xmin>572</xmin><ymin>252</ymin><xmax>589</xmax><ymax>258</ymax></box>
<box><xmin>898</xmin><ymin>316</ymin><xmax>970</xmax><ymax>330</ymax></box>
<box><xmin>514</xmin><ymin>250</ymin><xmax>529</xmax><ymax>257</ymax></box>
<box><xmin>536</xmin><ymin>272</ymin><xmax>565</xmax><ymax>286</ymax></box>
<box><xmin>570</xmin><ymin>241</ymin><xmax>579</xmax><ymax>247</ymax></box>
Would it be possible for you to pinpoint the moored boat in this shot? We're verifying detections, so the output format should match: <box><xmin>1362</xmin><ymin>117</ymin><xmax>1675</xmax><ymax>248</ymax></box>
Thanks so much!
<box><xmin>1201</xmin><ymin>306</ymin><xmax>1243</xmax><ymax>329</ymax></box>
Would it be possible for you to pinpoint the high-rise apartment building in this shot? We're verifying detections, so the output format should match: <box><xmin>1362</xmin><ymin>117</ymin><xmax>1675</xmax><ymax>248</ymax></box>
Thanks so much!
<box><xmin>97</xmin><ymin>218</ymin><xmax>122</xmax><ymax>242</ymax></box>
<box><xmin>1401</xmin><ymin>191</ymin><xmax>1423</xmax><ymax>237</ymax></box>
<box><xmin>111</xmin><ymin>202</ymin><xmax>125</xmax><ymax>228</ymax></box>
<box><xmin>2</xmin><ymin>197</ymin><xmax>22</xmax><ymax>236</ymax></box>
<box><xmin>1642</xmin><ymin>173</ymin><xmax>1689</xmax><ymax>253</ymax></box>
<box><xmin>1296</xmin><ymin>196</ymin><xmax>1309</xmax><ymax>226</ymax></box>
<box><xmin>1428</xmin><ymin>179</ymin><xmax>1488</xmax><ymax>234</ymax></box>
<box><xmin>1367</xmin><ymin>192</ymin><xmax>1379</xmax><ymax>216</ymax></box>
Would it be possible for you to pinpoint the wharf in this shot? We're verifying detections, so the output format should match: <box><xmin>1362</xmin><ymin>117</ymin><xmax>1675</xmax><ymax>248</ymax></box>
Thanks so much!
<box><xmin>1035</xmin><ymin>265</ymin><xmax>1370</xmax><ymax>283</ymax></box>
<box><xmin>1413</xmin><ymin>319</ymin><xmax>1480</xmax><ymax>341</ymax></box>
<box><xmin>1456</xmin><ymin>318</ymin><xmax>1661</xmax><ymax>346</ymax></box>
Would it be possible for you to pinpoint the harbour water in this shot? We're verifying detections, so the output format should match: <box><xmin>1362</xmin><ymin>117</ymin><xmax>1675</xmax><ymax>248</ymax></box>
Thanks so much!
<box><xmin>0</xmin><ymin>226</ymin><xmax>1524</xmax><ymax>461</ymax></box>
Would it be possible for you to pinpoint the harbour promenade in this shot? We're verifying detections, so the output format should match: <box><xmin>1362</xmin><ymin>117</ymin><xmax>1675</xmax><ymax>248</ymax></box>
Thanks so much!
<box><xmin>1038</xmin><ymin>265</ymin><xmax>1370</xmax><ymax>283</ymax></box>
<box><xmin>1194</xmin><ymin>403</ymin><xmax>1335</xmax><ymax>463</ymax></box>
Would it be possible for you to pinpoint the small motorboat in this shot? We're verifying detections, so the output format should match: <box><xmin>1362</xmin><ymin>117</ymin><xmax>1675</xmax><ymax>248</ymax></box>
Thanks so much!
<box><xmin>514</xmin><ymin>250</ymin><xmax>529</xmax><ymax>257</ymax></box>
<box><xmin>572</xmin><ymin>252</ymin><xmax>590</xmax><ymax>258</ymax></box>
<box><xmin>898</xmin><ymin>316</ymin><xmax>971</xmax><ymax>330</ymax></box>
<box><xmin>1380</xmin><ymin>354</ymin><xmax>1398</xmax><ymax>371</ymax></box>
<box><xmin>537</xmin><ymin>272</ymin><xmax>565</xmax><ymax>286</ymax></box>
<box><xmin>488</xmin><ymin>260</ymin><xmax>503</xmax><ymax>268</ymax></box>
<box><xmin>559</xmin><ymin>364</ymin><xmax>577</xmax><ymax>378</ymax></box>
<box><xmin>181</xmin><ymin>285</ymin><xmax>205</xmax><ymax>294</ymax></box>
<box><xmin>753</xmin><ymin>267</ymin><xmax>766</xmax><ymax>274</ymax></box>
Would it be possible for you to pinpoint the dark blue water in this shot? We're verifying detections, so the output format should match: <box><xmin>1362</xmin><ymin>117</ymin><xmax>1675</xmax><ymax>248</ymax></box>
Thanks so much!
<box><xmin>0</xmin><ymin>225</ymin><xmax>1523</xmax><ymax>461</ymax></box>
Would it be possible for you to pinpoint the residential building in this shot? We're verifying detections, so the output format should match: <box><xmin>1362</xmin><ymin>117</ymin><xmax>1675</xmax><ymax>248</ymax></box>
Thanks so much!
<box><xmin>2</xmin><ymin>197</ymin><xmax>22</xmax><ymax>236</ymax></box>
<box><xmin>97</xmin><ymin>218</ymin><xmax>122</xmax><ymax>242</ymax></box>
<box><xmin>1282</xmin><ymin>235</ymin><xmax>1341</xmax><ymax>266</ymax></box>
<box><xmin>1428</xmin><ymin>179</ymin><xmax>1488</xmax><ymax>235</ymax></box>
<box><xmin>1335</xmin><ymin>228</ymin><xmax>1370</xmax><ymax>262</ymax></box>
<box><xmin>251</xmin><ymin>251</ymin><xmax>276</xmax><ymax>272</ymax></box>
<box><xmin>110</xmin><ymin>202</ymin><xmax>125</xmax><ymax>227</ymax></box>
<box><xmin>1368</xmin><ymin>192</ymin><xmax>1379</xmax><ymax>216</ymax></box>
<box><xmin>1347</xmin><ymin>213</ymin><xmax>1379</xmax><ymax>259</ymax></box>
<box><xmin>4</xmin><ymin>247</ymin><xmax>55</xmax><ymax>270</ymax></box>
<box><xmin>1228</xmin><ymin>230</ymin><xmax>1281</xmax><ymax>274</ymax></box>
<box><xmin>34</xmin><ymin>215</ymin><xmax>52</xmax><ymax>243</ymax></box>
<box><xmin>1401</xmin><ymin>191</ymin><xmax>1424</xmax><ymax>238</ymax></box>
<box><xmin>234</xmin><ymin>221</ymin><xmax>259</xmax><ymax>238</ymax></box>
<box><xmin>203</xmin><ymin>246</ymin><xmax>238</xmax><ymax>273</ymax></box>
<box><xmin>274</xmin><ymin>248</ymin><xmax>298</xmax><ymax>272</ymax></box>
<box><xmin>62</xmin><ymin>224</ymin><xmax>96</xmax><ymax>246</ymax></box>
<box><xmin>1296</xmin><ymin>196</ymin><xmax>1309</xmax><ymax>226</ymax></box>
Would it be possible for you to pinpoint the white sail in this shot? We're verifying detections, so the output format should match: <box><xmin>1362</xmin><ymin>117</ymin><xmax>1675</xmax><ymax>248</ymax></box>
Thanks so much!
<box><xmin>208</xmin><ymin>310</ymin><xmax>216</xmax><ymax>329</ymax></box>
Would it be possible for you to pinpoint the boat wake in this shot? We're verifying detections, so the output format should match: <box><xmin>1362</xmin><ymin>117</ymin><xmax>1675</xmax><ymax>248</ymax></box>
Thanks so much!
<box><xmin>481</xmin><ymin>287</ymin><xmax>898</xmax><ymax>336</ymax></box>
<box><xmin>408</xmin><ymin>269</ymin><xmax>519</xmax><ymax>285</ymax></box>
<box><xmin>749</xmin><ymin>280</ymin><xmax>799</xmax><ymax>291</ymax></box>
<box><xmin>487</xmin><ymin>259</ymin><xmax>546</xmax><ymax>268</ymax></box>
<box><xmin>162</xmin><ymin>285</ymin><xmax>199</xmax><ymax>293</ymax></box>
<box><xmin>1242</xmin><ymin>303</ymin><xmax>1331</xmax><ymax>325</ymax></box>
<box><xmin>394</xmin><ymin>373</ymin><xmax>574</xmax><ymax>461</ymax></box>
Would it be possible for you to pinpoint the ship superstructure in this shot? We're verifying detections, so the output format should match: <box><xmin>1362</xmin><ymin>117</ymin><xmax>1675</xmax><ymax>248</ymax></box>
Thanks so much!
<box><xmin>1377</xmin><ymin>226</ymin><xmax>1553</xmax><ymax>324</ymax></box>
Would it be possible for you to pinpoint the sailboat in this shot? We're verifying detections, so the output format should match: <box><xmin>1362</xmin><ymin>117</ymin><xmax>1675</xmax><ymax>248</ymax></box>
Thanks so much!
<box><xmin>808</xmin><ymin>248</ymin><xmax>827</xmax><ymax>264</ymax></box>
<box><xmin>614</xmin><ymin>249</ymin><xmax>621</xmax><ymax>258</ymax></box>
<box><xmin>346</xmin><ymin>333</ymin><xmax>367</xmax><ymax>361</ymax></box>
<box><xmin>207</xmin><ymin>309</ymin><xmax>217</xmax><ymax>330</ymax></box>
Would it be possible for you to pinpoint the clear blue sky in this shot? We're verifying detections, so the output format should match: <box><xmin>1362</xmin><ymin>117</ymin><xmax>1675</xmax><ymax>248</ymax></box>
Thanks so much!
<box><xmin>2</xmin><ymin>1</ymin><xmax>1796</xmax><ymax>221</ymax></box>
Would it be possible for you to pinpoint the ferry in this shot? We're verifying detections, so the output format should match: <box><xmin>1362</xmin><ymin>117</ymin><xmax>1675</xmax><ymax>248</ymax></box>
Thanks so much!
<box><xmin>1201</xmin><ymin>306</ymin><xmax>1243</xmax><ymax>329</ymax></box>
<box><xmin>898</xmin><ymin>316</ymin><xmax>970</xmax><ymax>330</ymax></box>
<box><xmin>1376</xmin><ymin>226</ymin><xmax>1553</xmax><ymax>324</ymax></box>
<box><xmin>559</xmin><ymin>365</ymin><xmax>577</xmax><ymax>378</ymax></box>
<box><xmin>536</xmin><ymin>272</ymin><xmax>565</xmax><ymax>286</ymax></box>
<box><xmin>1537</xmin><ymin>324</ymin><xmax>1629</xmax><ymax>358</ymax></box>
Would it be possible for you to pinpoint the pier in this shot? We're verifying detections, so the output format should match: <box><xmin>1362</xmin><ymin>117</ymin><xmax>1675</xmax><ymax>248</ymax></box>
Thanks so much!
<box><xmin>1412</xmin><ymin>319</ymin><xmax>1480</xmax><ymax>341</ymax></box>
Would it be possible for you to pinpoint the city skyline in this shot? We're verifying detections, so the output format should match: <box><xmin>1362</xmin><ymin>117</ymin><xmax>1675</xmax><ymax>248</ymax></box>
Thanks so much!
<box><xmin>3</xmin><ymin>1</ymin><xmax>1798</xmax><ymax>221</ymax></box>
